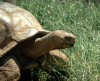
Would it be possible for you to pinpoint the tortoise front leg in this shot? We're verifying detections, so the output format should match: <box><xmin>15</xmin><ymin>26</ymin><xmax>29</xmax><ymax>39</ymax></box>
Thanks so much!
<box><xmin>18</xmin><ymin>50</ymin><xmax>70</xmax><ymax>81</ymax></box>
<box><xmin>0</xmin><ymin>56</ymin><xmax>20</xmax><ymax>81</ymax></box>
<box><xmin>39</xmin><ymin>50</ymin><xmax>69</xmax><ymax>71</ymax></box>
<box><xmin>23</xmin><ymin>50</ymin><xmax>70</xmax><ymax>81</ymax></box>
<box><xmin>39</xmin><ymin>50</ymin><xmax>70</xmax><ymax>81</ymax></box>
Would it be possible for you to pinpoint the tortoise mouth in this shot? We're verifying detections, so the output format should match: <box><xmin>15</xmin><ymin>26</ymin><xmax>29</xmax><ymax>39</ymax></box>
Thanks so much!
<box><xmin>66</xmin><ymin>43</ymin><xmax>74</xmax><ymax>48</ymax></box>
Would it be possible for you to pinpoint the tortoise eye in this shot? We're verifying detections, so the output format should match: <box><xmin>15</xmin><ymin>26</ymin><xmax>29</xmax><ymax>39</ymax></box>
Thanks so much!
<box><xmin>65</xmin><ymin>37</ymin><xmax>71</xmax><ymax>41</ymax></box>
<box><xmin>65</xmin><ymin>37</ymin><xmax>75</xmax><ymax>44</ymax></box>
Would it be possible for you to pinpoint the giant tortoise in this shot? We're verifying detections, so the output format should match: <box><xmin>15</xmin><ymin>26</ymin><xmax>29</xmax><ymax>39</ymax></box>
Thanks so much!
<box><xmin>0</xmin><ymin>2</ymin><xmax>75</xmax><ymax>81</ymax></box>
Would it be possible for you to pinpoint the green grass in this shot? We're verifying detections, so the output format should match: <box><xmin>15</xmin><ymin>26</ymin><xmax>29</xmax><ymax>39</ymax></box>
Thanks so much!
<box><xmin>18</xmin><ymin>0</ymin><xmax>100</xmax><ymax>81</ymax></box>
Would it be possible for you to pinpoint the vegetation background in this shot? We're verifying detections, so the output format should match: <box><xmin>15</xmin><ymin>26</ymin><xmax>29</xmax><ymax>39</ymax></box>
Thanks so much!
<box><xmin>17</xmin><ymin>0</ymin><xmax>100</xmax><ymax>81</ymax></box>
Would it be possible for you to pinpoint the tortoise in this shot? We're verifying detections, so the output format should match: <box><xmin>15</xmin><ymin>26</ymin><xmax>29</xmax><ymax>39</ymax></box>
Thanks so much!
<box><xmin>0</xmin><ymin>2</ymin><xmax>75</xmax><ymax>81</ymax></box>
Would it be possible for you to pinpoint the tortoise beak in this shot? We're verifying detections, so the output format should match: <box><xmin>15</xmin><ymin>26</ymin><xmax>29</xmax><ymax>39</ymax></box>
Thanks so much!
<box><xmin>65</xmin><ymin>35</ymin><xmax>75</xmax><ymax>48</ymax></box>
<box><xmin>66</xmin><ymin>43</ymin><xmax>74</xmax><ymax>48</ymax></box>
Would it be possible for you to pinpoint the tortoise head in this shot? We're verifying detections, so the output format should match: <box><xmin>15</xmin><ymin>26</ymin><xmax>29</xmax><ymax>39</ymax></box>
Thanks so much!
<box><xmin>34</xmin><ymin>30</ymin><xmax>75</xmax><ymax>50</ymax></box>
<box><xmin>50</xmin><ymin>30</ymin><xmax>75</xmax><ymax>49</ymax></box>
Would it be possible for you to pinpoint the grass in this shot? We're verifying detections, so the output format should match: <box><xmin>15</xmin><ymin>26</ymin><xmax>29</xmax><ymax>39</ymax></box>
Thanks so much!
<box><xmin>17</xmin><ymin>0</ymin><xmax>100</xmax><ymax>81</ymax></box>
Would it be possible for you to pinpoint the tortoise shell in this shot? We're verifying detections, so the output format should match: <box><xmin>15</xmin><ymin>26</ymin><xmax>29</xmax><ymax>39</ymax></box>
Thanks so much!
<box><xmin>0</xmin><ymin>2</ymin><xmax>47</xmax><ymax>57</ymax></box>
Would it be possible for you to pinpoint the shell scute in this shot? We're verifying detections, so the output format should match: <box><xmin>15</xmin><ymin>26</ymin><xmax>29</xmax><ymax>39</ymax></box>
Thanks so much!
<box><xmin>0</xmin><ymin>2</ymin><xmax>43</xmax><ymax>56</ymax></box>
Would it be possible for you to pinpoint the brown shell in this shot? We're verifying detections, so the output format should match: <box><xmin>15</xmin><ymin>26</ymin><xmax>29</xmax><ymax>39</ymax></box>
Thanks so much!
<box><xmin>0</xmin><ymin>2</ymin><xmax>44</xmax><ymax>57</ymax></box>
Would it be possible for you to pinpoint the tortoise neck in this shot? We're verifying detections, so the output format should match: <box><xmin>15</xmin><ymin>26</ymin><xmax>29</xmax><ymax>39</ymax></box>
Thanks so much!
<box><xmin>23</xmin><ymin>32</ymin><xmax>57</xmax><ymax>59</ymax></box>
<box><xmin>35</xmin><ymin>34</ymin><xmax>56</xmax><ymax>51</ymax></box>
